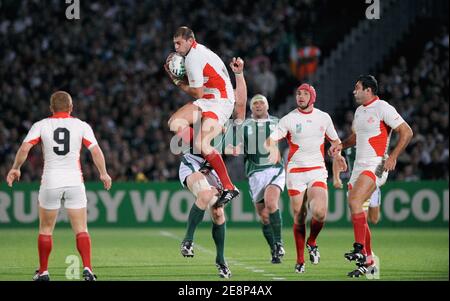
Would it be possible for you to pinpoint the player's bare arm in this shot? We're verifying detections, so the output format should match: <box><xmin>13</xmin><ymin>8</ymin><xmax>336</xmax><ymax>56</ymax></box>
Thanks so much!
<box><xmin>332</xmin><ymin>151</ymin><xmax>348</xmax><ymax>189</ymax></box>
<box><xmin>6</xmin><ymin>142</ymin><xmax>34</xmax><ymax>187</ymax></box>
<box><xmin>332</xmin><ymin>132</ymin><xmax>356</xmax><ymax>156</ymax></box>
<box><xmin>90</xmin><ymin>145</ymin><xmax>112</xmax><ymax>190</ymax></box>
<box><xmin>265</xmin><ymin>137</ymin><xmax>281</xmax><ymax>164</ymax></box>
<box><xmin>384</xmin><ymin>122</ymin><xmax>413</xmax><ymax>172</ymax></box>
<box><xmin>230</xmin><ymin>57</ymin><xmax>247</xmax><ymax>123</ymax></box>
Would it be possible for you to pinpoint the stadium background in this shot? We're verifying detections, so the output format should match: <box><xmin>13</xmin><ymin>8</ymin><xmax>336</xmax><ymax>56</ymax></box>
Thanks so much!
<box><xmin>0</xmin><ymin>0</ymin><xmax>448</xmax><ymax>280</ymax></box>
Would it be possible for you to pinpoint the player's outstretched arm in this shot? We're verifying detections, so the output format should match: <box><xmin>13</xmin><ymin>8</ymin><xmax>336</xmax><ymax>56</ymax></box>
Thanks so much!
<box><xmin>89</xmin><ymin>145</ymin><xmax>112</xmax><ymax>190</ymax></box>
<box><xmin>384</xmin><ymin>122</ymin><xmax>413</xmax><ymax>171</ymax></box>
<box><xmin>230</xmin><ymin>57</ymin><xmax>247</xmax><ymax>124</ymax></box>
<box><xmin>6</xmin><ymin>142</ymin><xmax>34</xmax><ymax>187</ymax></box>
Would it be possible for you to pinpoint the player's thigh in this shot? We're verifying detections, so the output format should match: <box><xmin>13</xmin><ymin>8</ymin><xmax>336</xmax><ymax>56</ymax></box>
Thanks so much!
<box><xmin>199</xmin><ymin>117</ymin><xmax>223</xmax><ymax>144</ymax></box>
<box><xmin>186</xmin><ymin>172</ymin><xmax>206</xmax><ymax>191</ymax></box>
<box><xmin>38</xmin><ymin>206</ymin><xmax>59</xmax><ymax>235</ymax></box>
<box><xmin>349</xmin><ymin>173</ymin><xmax>377</xmax><ymax>204</ymax></box>
<box><xmin>289</xmin><ymin>191</ymin><xmax>306</xmax><ymax>215</ymax></box>
<box><xmin>67</xmin><ymin>208</ymin><xmax>88</xmax><ymax>234</ymax></box>
<box><xmin>169</xmin><ymin>103</ymin><xmax>201</xmax><ymax>129</ymax></box>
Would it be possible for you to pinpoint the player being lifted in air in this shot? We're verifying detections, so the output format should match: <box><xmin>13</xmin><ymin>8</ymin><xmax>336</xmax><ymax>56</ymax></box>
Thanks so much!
<box><xmin>164</xmin><ymin>26</ymin><xmax>242</xmax><ymax>208</ymax></box>
<box><xmin>329</xmin><ymin>75</ymin><xmax>413</xmax><ymax>277</ymax></box>
<box><xmin>6</xmin><ymin>91</ymin><xmax>112</xmax><ymax>281</ymax></box>
<box><xmin>266</xmin><ymin>84</ymin><xmax>346</xmax><ymax>273</ymax></box>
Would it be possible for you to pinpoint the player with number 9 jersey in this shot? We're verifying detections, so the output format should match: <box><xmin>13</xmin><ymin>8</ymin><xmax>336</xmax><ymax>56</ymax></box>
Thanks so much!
<box><xmin>6</xmin><ymin>91</ymin><xmax>112</xmax><ymax>282</ymax></box>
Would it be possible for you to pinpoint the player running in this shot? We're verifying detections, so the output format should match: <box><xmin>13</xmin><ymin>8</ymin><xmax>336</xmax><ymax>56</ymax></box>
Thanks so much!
<box><xmin>329</xmin><ymin>75</ymin><xmax>413</xmax><ymax>276</ymax></box>
<box><xmin>228</xmin><ymin>94</ymin><xmax>286</xmax><ymax>264</ymax></box>
<box><xmin>164</xmin><ymin>26</ymin><xmax>241</xmax><ymax>207</ymax></box>
<box><xmin>332</xmin><ymin>147</ymin><xmax>380</xmax><ymax>277</ymax></box>
<box><xmin>6</xmin><ymin>91</ymin><xmax>112</xmax><ymax>281</ymax></box>
<box><xmin>266</xmin><ymin>84</ymin><xmax>345</xmax><ymax>273</ymax></box>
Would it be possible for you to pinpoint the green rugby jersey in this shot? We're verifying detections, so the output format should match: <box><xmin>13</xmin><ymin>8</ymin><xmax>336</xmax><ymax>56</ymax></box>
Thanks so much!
<box><xmin>239</xmin><ymin>116</ymin><xmax>284</xmax><ymax>177</ymax></box>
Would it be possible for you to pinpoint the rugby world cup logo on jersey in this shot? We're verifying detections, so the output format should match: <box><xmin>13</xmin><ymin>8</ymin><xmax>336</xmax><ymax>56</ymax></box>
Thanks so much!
<box><xmin>296</xmin><ymin>124</ymin><xmax>302</xmax><ymax>133</ymax></box>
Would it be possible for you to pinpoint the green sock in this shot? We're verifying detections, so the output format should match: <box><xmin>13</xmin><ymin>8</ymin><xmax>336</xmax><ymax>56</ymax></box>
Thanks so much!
<box><xmin>184</xmin><ymin>203</ymin><xmax>205</xmax><ymax>242</ymax></box>
<box><xmin>261</xmin><ymin>223</ymin><xmax>275</xmax><ymax>251</ymax></box>
<box><xmin>212</xmin><ymin>222</ymin><xmax>226</xmax><ymax>264</ymax></box>
<box><xmin>269</xmin><ymin>209</ymin><xmax>282</xmax><ymax>243</ymax></box>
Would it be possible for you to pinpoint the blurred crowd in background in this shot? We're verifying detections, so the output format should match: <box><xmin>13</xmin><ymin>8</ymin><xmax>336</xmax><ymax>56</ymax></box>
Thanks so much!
<box><xmin>0</xmin><ymin>0</ymin><xmax>448</xmax><ymax>183</ymax></box>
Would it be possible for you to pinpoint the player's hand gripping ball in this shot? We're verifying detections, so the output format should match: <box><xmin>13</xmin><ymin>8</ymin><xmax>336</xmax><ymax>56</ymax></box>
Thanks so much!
<box><xmin>167</xmin><ymin>52</ymin><xmax>186</xmax><ymax>78</ymax></box>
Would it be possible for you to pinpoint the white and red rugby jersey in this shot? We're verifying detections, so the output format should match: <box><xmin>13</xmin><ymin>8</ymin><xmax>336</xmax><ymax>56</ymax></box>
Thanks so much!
<box><xmin>353</xmin><ymin>97</ymin><xmax>405</xmax><ymax>164</ymax></box>
<box><xmin>23</xmin><ymin>112</ymin><xmax>98</xmax><ymax>189</ymax></box>
<box><xmin>270</xmin><ymin>108</ymin><xmax>339</xmax><ymax>172</ymax></box>
<box><xmin>185</xmin><ymin>41</ymin><xmax>235</xmax><ymax>102</ymax></box>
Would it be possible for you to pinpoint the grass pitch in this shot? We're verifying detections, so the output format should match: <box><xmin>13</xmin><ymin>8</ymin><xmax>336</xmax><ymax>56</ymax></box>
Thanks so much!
<box><xmin>0</xmin><ymin>227</ymin><xmax>447</xmax><ymax>281</ymax></box>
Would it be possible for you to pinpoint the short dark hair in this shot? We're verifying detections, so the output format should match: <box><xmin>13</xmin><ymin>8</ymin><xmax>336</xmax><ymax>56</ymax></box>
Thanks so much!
<box><xmin>357</xmin><ymin>75</ymin><xmax>378</xmax><ymax>95</ymax></box>
<box><xmin>173</xmin><ymin>26</ymin><xmax>195</xmax><ymax>40</ymax></box>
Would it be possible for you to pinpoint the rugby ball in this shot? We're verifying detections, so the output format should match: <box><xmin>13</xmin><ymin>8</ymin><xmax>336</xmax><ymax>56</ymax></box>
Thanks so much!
<box><xmin>168</xmin><ymin>53</ymin><xmax>186</xmax><ymax>78</ymax></box>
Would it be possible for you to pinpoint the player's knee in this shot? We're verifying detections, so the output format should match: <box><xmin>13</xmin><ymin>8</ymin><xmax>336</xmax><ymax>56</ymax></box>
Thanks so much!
<box><xmin>211</xmin><ymin>207</ymin><xmax>225</xmax><ymax>223</ymax></box>
<box><xmin>259</xmin><ymin>212</ymin><xmax>270</xmax><ymax>224</ymax></box>
<box><xmin>312</xmin><ymin>208</ymin><xmax>327</xmax><ymax>222</ymax></box>
<box><xmin>293</xmin><ymin>210</ymin><xmax>306</xmax><ymax>224</ymax></box>
<box><xmin>39</xmin><ymin>227</ymin><xmax>53</xmax><ymax>235</ymax></box>
<box><xmin>168</xmin><ymin>118</ymin><xmax>188</xmax><ymax>133</ymax></box>
<box><xmin>39</xmin><ymin>221</ymin><xmax>54</xmax><ymax>234</ymax></box>
<box><xmin>265</xmin><ymin>200</ymin><xmax>278</xmax><ymax>213</ymax></box>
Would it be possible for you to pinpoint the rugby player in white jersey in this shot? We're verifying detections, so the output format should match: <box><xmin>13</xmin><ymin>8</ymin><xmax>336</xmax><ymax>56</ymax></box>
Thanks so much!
<box><xmin>165</xmin><ymin>26</ymin><xmax>241</xmax><ymax>207</ymax></box>
<box><xmin>6</xmin><ymin>91</ymin><xmax>112</xmax><ymax>281</ymax></box>
<box><xmin>266</xmin><ymin>84</ymin><xmax>346</xmax><ymax>273</ymax></box>
<box><xmin>329</xmin><ymin>75</ymin><xmax>413</xmax><ymax>276</ymax></box>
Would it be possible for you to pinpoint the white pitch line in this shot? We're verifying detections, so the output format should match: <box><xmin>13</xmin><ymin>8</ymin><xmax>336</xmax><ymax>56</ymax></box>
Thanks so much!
<box><xmin>158</xmin><ymin>230</ymin><xmax>282</xmax><ymax>280</ymax></box>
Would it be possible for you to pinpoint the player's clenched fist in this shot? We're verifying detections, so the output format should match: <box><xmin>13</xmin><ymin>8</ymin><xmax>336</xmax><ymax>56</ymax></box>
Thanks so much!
<box><xmin>230</xmin><ymin>57</ymin><xmax>244</xmax><ymax>74</ymax></box>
